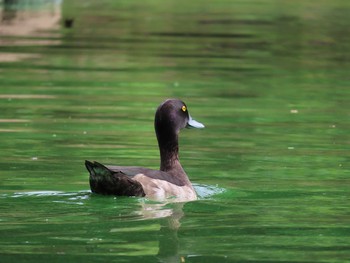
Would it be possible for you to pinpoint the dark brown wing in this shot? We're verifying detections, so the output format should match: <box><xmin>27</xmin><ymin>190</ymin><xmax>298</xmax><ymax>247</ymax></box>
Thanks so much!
<box><xmin>85</xmin><ymin>160</ymin><xmax>145</xmax><ymax>197</ymax></box>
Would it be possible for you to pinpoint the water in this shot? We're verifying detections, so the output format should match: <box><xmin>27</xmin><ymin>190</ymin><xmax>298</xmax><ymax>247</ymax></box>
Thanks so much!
<box><xmin>1</xmin><ymin>0</ymin><xmax>350</xmax><ymax>262</ymax></box>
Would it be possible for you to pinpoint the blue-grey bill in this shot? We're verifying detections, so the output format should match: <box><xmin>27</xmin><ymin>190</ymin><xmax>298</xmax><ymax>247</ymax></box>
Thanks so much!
<box><xmin>187</xmin><ymin>115</ymin><xmax>205</xmax><ymax>128</ymax></box>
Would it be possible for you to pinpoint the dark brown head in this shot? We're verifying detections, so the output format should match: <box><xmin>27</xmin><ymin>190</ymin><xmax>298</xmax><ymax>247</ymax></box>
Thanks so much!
<box><xmin>154</xmin><ymin>99</ymin><xmax>204</xmax><ymax>171</ymax></box>
<box><xmin>154</xmin><ymin>99</ymin><xmax>204</xmax><ymax>138</ymax></box>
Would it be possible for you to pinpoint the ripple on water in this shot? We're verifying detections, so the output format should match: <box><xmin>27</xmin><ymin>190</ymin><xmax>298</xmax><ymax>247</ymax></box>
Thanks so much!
<box><xmin>3</xmin><ymin>184</ymin><xmax>226</xmax><ymax>201</ymax></box>
<box><xmin>0</xmin><ymin>185</ymin><xmax>228</xmax><ymax>222</ymax></box>
<box><xmin>193</xmin><ymin>184</ymin><xmax>226</xmax><ymax>200</ymax></box>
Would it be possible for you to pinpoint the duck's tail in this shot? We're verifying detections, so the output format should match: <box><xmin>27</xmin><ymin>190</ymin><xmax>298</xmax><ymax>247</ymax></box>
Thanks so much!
<box><xmin>85</xmin><ymin>160</ymin><xmax>110</xmax><ymax>178</ymax></box>
<box><xmin>85</xmin><ymin>160</ymin><xmax>145</xmax><ymax>197</ymax></box>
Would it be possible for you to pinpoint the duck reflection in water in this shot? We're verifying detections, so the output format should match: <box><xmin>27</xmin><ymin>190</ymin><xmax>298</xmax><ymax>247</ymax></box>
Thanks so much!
<box><xmin>156</xmin><ymin>203</ymin><xmax>185</xmax><ymax>263</ymax></box>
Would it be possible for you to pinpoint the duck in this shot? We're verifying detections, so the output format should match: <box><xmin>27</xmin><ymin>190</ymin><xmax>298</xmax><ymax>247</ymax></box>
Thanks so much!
<box><xmin>85</xmin><ymin>99</ymin><xmax>205</xmax><ymax>201</ymax></box>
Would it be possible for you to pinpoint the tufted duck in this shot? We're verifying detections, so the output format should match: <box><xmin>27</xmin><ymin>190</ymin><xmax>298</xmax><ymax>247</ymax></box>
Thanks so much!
<box><xmin>85</xmin><ymin>99</ymin><xmax>204</xmax><ymax>201</ymax></box>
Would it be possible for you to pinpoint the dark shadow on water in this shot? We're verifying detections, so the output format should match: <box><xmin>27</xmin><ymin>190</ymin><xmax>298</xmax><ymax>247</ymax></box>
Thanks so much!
<box><xmin>198</xmin><ymin>18</ymin><xmax>274</xmax><ymax>26</ymax></box>
<box><xmin>150</xmin><ymin>32</ymin><xmax>253</xmax><ymax>39</ymax></box>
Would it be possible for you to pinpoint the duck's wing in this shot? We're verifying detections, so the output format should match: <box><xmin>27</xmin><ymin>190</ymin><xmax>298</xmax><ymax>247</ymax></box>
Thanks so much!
<box><xmin>85</xmin><ymin>160</ymin><xmax>145</xmax><ymax>196</ymax></box>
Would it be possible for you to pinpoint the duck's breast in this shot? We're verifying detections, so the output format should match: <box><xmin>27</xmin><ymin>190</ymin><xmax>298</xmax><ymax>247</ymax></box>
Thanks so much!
<box><xmin>133</xmin><ymin>173</ymin><xmax>197</xmax><ymax>201</ymax></box>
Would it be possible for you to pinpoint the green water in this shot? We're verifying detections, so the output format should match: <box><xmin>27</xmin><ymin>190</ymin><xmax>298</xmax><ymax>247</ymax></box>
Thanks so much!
<box><xmin>1</xmin><ymin>0</ymin><xmax>350</xmax><ymax>262</ymax></box>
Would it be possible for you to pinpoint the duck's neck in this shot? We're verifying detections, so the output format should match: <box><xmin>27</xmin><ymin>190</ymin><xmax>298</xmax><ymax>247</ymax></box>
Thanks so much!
<box><xmin>157</xmin><ymin>131</ymin><xmax>184</xmax><ymax>172</ymax></box>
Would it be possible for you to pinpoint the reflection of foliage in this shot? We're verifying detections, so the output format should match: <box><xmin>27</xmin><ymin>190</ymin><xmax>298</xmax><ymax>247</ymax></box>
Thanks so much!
<box><xmin>2</xmin><ymin>0</ymin><xmax>18</xmax><ymax>21</ymax></box>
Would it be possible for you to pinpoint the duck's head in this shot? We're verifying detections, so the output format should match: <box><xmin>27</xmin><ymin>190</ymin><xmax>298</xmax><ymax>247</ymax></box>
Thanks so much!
<box><xmin>154</xmin><ymin>99</ymin><xmax>204</xmax><ymax>137</ymax></box>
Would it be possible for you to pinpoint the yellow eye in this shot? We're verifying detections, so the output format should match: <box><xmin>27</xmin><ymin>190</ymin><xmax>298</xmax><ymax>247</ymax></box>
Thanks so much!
<box><xmin>181</xmin><ymin>105</ymin><xmax>187</xmax><ymax>112</ymax></box>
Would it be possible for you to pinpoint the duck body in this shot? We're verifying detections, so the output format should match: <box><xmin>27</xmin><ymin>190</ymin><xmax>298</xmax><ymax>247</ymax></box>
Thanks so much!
<box><xmin>85</xmin><ymin>99</ymin><xmax>204</xmax><ymax>201</ymax></box>
<box><xmin>85</xmin><ymin>162</ymin><xmax>197</xmax><ymax>201</ymax></box>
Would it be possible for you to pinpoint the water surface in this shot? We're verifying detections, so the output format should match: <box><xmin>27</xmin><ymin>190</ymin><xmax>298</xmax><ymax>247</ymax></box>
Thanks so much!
<box><xmin>1</xmin><ymin>0</ymin><xmax>350</xmax><ymax>262</ymax></box>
